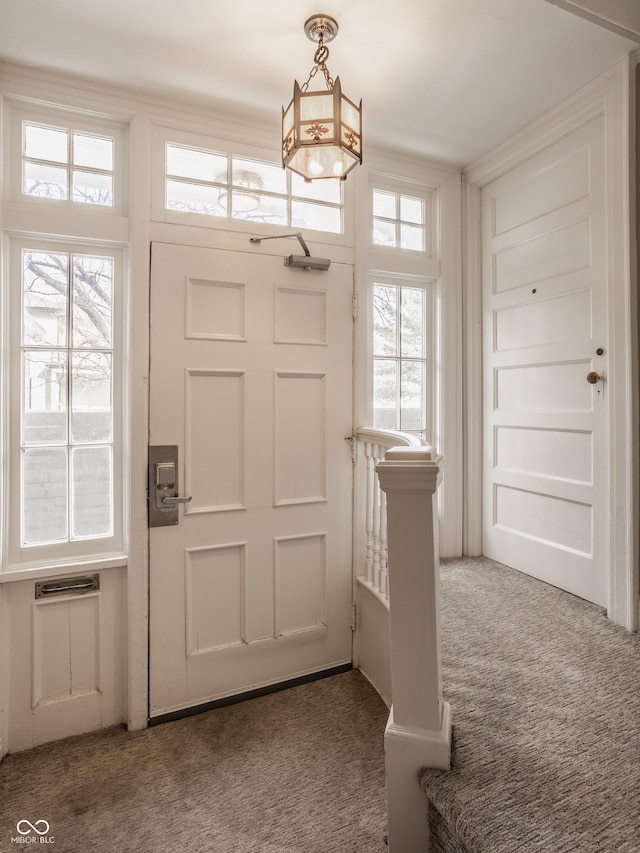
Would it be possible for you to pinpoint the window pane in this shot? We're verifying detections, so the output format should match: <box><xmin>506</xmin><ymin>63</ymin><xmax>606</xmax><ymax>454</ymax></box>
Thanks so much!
<box><xmin>400</xmin><ymin>195</ymin><xmax>424</xmax><ymax>225</ymax></box>
<box><xmin>73</xmin><ymin>134</ymin><xmax>113</xmax><ymax>170</ymax></box>
<box><xmin>72</xmin><ymin>170</ymin><xmax>113</xmax><ymax>206</ymax></box>
<box><xmin>291</xmin><ymin>199</ymin><xmax>341</xmax><ymax>233</ymax></box>
<box><xmin>233</xmin><ymin>193</ymin><xmax>287</xmax><ymax>224</ymax></box>
<box><xmin>373</xmin><ymin>359</ymin><xmax>397</xmax><ymax>430</ymax></box>
<box><xmin>401</xmin><ymin>288</ymin><xmax>424</xmax><ymax>357</ymax></box>
<box><xmin>23</xmin><ymin>447</ymin><xmax>68</xmax><ymax>545</ymax></box>
<box><xmin>400</xmin><ymin>223</ymin><xmax>425</xmax><ymax>252</ymax></box>
<box><xmin>23</xmin><ymin>251</ymin><xmax>68</xmax><ymax>347</ymax></box>
<box><xmin>400</xmin><ymin>360</ymin><xmax>424</xmax><ymax>431</ymax></box>
<box><xmin>291</xmin><ymin>173</ymin><xmax>341</xmax><ymax>204</ymax></box>
<box><xmin>23</xmin><ymin>351</ymin><xmax>68</xmax><ymax>445</ymax></box>
<box><xmin>25</xmin><ymin>124</ymin><xmax>68</xmax><ymax>163</ymax></box>
<box><xmin>72</xmin><ymin>446</ymin><xmax>112</xmax><ymax>538</ymax></box>
<box><xmin>373</xmin><ymin>190</ymin><xmax>396</xmax><ymax>219</ymax></box>
<box><xmin>373</xmin><ymin>218</ymin><xmax>396</xmax><ymax>247</ymax></box>
<box><xmin>71</xmin><ymin>352</ymin><xmax>112</xmax><ymax>444</ymax></box>
<box><xmin>23</xmin><ymin>161</ymin><xmax>68</xmax><ymax>200</ymax></box>
<box><xmin>373</xmin><ymin>285</ymin><xmax>397</xmax><ymax>356</ymax></box>
<box><xmin>166</xmin><ymin>144</ymin><xmax>227</xmax><ymax>182</ymax></box>
<box><xmin>232</xmin><ymin>157</ymin><xmax>286</xmax><ymax>195</ymax></box>
<box><xmin>166</xmin><ymin>179</ymin><xmax>225</xmax><ymax>217</ymax></box>
<box><xmin>72</xmin><ymin>255</ymin><xmax>113</xmax><ymax>348</ymax></box>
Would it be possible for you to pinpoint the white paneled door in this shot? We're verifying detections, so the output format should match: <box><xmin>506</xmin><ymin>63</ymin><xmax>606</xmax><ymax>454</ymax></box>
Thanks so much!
<box><xmin>148</xmin><ymin>242</ymin><xmax>353</xmax><ymax>718</ymax></box>
<box><xmin>482</xmin><ymin>117</ymin><xmax>608</xmax><ymax>607</ymax></box>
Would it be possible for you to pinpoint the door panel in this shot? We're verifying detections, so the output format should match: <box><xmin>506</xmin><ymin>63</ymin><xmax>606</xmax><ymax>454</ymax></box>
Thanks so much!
<box><xmin>148</xmin><ymin>242</ymin><xmax>353</xmax><ymax>718</ymax></box>
<box><xmin>482</xmin><ymin>118</ymin><xmax>608</xmax><ymax>606</ymax></box>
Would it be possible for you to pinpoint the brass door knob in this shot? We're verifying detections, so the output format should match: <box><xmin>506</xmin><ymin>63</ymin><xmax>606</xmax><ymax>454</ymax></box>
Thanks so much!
<box><xmin>587</xmin><ymin>371</ymin><xmax>602</xmax><ymax>384</ymax></box>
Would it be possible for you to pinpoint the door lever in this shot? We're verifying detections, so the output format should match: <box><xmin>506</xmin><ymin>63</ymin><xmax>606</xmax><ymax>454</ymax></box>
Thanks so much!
<box><xmin>148</xmin><ymin>445</ymin><xmax>192</xmax><ymax>527</ymax></box>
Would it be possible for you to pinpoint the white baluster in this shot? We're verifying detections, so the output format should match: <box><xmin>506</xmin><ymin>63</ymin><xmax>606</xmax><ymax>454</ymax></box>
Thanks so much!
<box><xmin>379</xmin><ymin>485</ymin><xmax>388</xmax><ymax>598</ymax></box>
<box><xmin>364</xmin><ymin>443</ymin><xmax>374</xmax><ymax>585</ymax></box>
<box><xmin>371</xmin><ymin>444</ymin><xmax>381</xmax><ymax>592</ymax></box>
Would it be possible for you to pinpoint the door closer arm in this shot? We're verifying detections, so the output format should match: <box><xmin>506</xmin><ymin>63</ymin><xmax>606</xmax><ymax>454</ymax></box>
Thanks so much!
<box><xmin>249</xmin><ymin>233</ymin><xmax>330</xmax><ymax>271</ymax></box>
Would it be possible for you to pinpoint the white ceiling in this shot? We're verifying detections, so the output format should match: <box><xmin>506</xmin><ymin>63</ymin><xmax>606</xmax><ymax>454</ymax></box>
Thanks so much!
<box><xmin>0</xmin><ymin>0</ymin><xmax>637</xmax><ymax>167</ymax></box>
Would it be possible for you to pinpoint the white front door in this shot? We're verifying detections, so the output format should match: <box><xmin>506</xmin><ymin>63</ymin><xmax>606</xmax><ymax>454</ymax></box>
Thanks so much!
<box><xmin>148</xmin><ymin>241</ymin><xmax>354</xmax><ymax>719</ymax></box>
<box><xmin>482</xmin><ymin>117</ymin><xmax>608</xmax><ymax>607</ymax></box>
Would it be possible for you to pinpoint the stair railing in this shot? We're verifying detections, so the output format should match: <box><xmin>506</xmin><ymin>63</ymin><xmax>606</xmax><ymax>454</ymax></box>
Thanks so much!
<box><xmin>353</xmin><ymin>427</ymin><xmax>423</xmax><ymax>600</ymax></box>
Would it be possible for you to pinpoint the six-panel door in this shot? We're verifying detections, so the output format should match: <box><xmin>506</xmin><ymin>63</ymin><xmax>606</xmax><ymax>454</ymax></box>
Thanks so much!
<box><xmin>148</xmin><ymin>242</ymin><xmax>354</xmax><ymax>717</ymax></box>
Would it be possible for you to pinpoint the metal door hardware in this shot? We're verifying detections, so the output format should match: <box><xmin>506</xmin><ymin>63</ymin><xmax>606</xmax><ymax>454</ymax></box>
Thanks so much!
<box><xmin>586</xmin><ymin>370</ymin><xmax>605</xmax><ymax>402</ymax></box>
<box><xmin>249</xmin><ymin>233</ymin><xmax>331</xmax><ymax>271</ymax></box>
<box><xmin>148</xmin><ymin>445</ymin><xmax>192</xmax><ymax>527</ymax></box>
<box><xmin>35</xmin><ymin>575</ymin><xmax>100</xmax><ymax>599</ymax></box>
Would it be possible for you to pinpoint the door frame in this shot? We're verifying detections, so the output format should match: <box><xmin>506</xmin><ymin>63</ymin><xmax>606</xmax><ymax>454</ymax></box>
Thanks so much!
<box><xmin>462</xmin><ymin>57</ymin><xmax>638</xmax><ymax>630</ymax></box>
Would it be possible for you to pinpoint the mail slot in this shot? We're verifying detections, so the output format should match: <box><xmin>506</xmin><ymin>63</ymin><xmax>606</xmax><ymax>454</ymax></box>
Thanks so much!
<box><xmin>35</xmin><ymin>574</ymin><xmax>100</xmax><ymax>599</ymax></box>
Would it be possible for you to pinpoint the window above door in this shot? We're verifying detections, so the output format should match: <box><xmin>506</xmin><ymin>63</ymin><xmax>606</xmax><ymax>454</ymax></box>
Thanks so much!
<box><xmin>152</xmin><ymin>127</ymin><xmax>347</xmax><ymax>238</ymax></box>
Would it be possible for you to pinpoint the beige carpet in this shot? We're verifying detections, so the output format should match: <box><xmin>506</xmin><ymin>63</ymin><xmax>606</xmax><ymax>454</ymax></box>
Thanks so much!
<box><xmin>0</xmin><ymin>670</ymin><xmax>389</xmax><ymax>853</ymax></box>
<box><xmin>421</xmin><ymin>557</ymin><xmax>640</xmax><ymax>853</ymax></box>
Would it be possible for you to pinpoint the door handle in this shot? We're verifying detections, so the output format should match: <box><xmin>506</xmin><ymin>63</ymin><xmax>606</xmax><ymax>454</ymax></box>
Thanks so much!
<box><xmin>148</xmin><ymin>445</ymin><xmax>192</xmax><ymax>527</ymax></box>
<box><xmin>586</xmin><ymin>371</ymin><xmax>602</xmax><ymax>384</ymax></box>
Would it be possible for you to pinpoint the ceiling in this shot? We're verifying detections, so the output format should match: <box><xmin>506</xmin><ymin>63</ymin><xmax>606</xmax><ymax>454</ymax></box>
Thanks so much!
<box><xmin>0</xmin><ymin>0</ymin><xmax>638</xmax><ymax>168</ymax></box>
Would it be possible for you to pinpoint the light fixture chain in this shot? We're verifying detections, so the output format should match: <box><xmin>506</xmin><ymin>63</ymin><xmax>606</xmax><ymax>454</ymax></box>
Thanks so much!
<box><xmin>300</xmin><ymin>37</ymin><xmax>334</xmax><ymax>93</ymax></box>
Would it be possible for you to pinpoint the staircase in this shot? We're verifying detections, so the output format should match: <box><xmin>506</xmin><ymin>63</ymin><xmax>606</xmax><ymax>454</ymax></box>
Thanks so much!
<box><xmin>419</xmin><ymin>557</ymin><xmax>640</xmax><ymax>853</ymax></box>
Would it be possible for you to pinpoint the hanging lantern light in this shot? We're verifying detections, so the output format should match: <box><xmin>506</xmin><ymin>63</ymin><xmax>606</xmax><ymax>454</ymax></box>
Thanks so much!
<box><xmin>282</xmin><ymin>14</ymin><xmax>362</xmax><ymax>182</ymax></box>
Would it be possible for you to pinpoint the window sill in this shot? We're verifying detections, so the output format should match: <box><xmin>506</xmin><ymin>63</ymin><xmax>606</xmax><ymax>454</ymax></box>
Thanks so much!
<box><xmin>0</xmin><ymin>553</ymin><xmax>128</xmax><ymax>583</ymax></box>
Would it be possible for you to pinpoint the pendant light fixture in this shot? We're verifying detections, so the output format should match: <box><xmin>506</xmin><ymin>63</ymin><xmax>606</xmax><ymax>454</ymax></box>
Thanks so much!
<box><xmin>282</xmin><ymin>14</ymin><xmax>362</xmax><ymax>182</ymax></box>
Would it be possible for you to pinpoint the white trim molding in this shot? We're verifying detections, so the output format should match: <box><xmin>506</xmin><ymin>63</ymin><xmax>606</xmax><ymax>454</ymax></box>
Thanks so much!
<box><xmin>542</xmin><ymin>1</ymin><xmax>640</xmax><ymax>43</ymax></box>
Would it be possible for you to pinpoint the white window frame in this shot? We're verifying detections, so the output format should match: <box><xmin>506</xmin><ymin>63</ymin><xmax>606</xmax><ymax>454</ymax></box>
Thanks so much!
<box><xmin>364</xmin><ymin>173</ymin><xmax>441</xmax><ymax>441</ymax></box>
<box><xmin>3</xmin><ymin>235</ymin><xmax>125</xmax><ymax>572</ymax></box>
<box><xmin>370</xmin><ymin>176</ymin><xmax>437</xmax><ymax>260</ymax></box>
<box><xmin>150</xmin><ymin>126</ymin><xmax>353</xmax><ymax>245</ymax></box>
<box><xmin>370</xmin><ymin>273</ymin><xmax>436</xmax><ymax>440</ymax></box>
<box><xmin>5</xmin><ymin>101</ymin><xmax>127</xmax><ymax>216</ymax></box>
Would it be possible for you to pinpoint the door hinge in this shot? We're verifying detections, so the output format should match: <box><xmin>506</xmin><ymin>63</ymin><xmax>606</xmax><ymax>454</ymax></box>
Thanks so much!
<box><xmin>351</xmin><ymin>601</ymin><xmax>357</xmax><ymax>632</ymax></box>
<box><xmin>352</xmin><ymin>292</ymin><xmax>358</xmax><ymax>320</ymax></box>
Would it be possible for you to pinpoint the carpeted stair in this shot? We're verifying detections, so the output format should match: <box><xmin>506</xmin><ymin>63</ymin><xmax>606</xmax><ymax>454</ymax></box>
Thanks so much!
<box><xmin>420</xmin><ymin>557</ymin><xmax>640</xmax><ymax>853</ymax></box>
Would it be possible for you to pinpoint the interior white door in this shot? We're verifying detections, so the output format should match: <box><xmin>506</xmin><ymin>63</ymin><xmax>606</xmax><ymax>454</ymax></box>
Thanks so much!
<box><xmin>482</xmin><ymin>117</ymin><xmax>608</xmax><ymax>607</ymax></box>
<box><xmin>148</xmin><ymin>241</ymin><xmax>354</xmax><ymax>718</ymax></box>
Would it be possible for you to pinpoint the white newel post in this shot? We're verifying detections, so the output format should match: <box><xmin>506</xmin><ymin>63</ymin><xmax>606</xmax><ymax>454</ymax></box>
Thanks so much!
<box><xmin>376</xmin><ymin>446</ymin><xmax>452</xmax><ymax>853</ymax></box>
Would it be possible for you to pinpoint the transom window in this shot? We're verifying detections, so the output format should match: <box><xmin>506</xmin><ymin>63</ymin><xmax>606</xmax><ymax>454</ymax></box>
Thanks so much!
<box><xmin>372</xmin><ymin>189</ymin><xmax>426</xmax><ymax>251</ymax></box>
<box><xmin>165</xmin><ymin>143</ymin><xmax>343</xmax><ymax>233</ymax></box>
<box><xmin>18</xmin><ymin>246</ymin><xmax>119</xmax><ymax>551</ymax></box>
<box><xmin>22</xmin><ymin>122</ymin><xmax>115</xmax><ymax>206</ymax></box>
<box><xmin>372</xmin><ymin>281</ymin><xmax>430</xmax><ymax>437</ymax></box>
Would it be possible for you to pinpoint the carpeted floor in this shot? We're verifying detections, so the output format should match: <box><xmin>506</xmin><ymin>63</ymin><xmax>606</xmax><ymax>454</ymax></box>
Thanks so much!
<box><xmin>6</xmin><ymin>558</ymin><xmax>638</xmax><ymax>853</ymax></box>
<box><xmin>421</xmin><ymin>557</ymin><xmax>640</xmax><ymax>853</ymax></box>
<box><xmin>0</xmin><ymin>670</ymin><xmax>389</xmax><ymax>853</ymax></box>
